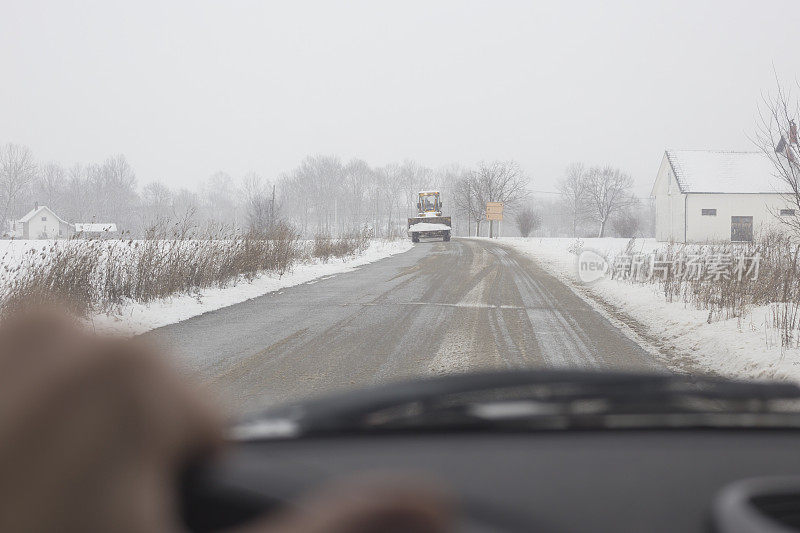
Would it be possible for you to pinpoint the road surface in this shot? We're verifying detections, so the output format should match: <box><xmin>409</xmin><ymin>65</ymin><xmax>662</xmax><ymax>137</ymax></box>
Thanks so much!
<box><xmin>150</xmin><ymin>238</ymin><xmax>663</xmax><ymax>412</ymax></box>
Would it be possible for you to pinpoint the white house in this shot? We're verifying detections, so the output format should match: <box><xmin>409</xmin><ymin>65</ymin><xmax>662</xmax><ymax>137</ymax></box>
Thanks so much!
<box><xmin>651</xmin><ymin>150</ymin><xmax>793</xmax><ymax>242</ymax></box>
<box><xmin>11</xmin><ymin>205</ymin><xmax>75</xmax><ymax>239</ymax></box>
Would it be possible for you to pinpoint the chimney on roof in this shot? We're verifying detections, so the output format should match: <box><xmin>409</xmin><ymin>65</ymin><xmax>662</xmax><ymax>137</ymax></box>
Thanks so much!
<box><xmin>791</xmin><ymin>120</ymin><xmax>798</xmax><ymax>145</ymax></box>
<box><xmin>34</xmin><ymin>201</ymin><xmax>39</xmax><ymax>210</ymax></box>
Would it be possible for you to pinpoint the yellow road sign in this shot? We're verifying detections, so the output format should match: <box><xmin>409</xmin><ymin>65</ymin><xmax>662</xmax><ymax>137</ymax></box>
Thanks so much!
<box><xmin>486</xmin><ymin>202</ymin><xmax>503</xmax><ymax>220</ymax></box>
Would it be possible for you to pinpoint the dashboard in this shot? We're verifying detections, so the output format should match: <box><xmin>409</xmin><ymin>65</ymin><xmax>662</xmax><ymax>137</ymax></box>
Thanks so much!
<box><xmin>184</xmin><ymin>429</ymin><xmax>800</xmax><ymax>532</ymax></box>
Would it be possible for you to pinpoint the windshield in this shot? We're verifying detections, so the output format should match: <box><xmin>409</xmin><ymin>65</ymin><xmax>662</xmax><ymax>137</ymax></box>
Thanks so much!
<box><xmin>4</xmin><ymin>1</ymin><xmax>800</xmax><ymax>426</ymax></box>
<box><xmin>420</xmin><ymin>194</ymin><xmax>439</xmax><ymax>212</ymax></box>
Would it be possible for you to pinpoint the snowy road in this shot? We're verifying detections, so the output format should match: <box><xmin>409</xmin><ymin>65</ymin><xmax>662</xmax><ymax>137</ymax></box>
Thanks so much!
<box><xmin>150</xmin><ymin>238</ymin><xmax>664</xmax><ymax>412</ymax></box>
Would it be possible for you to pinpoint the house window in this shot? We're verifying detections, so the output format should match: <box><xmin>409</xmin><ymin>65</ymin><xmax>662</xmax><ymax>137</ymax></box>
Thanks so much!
<box><xmin>41</xmin><ymin>216</ymin><xmax>47</xmax><ymax>221</ymax></box>
<box><xmin>701</xmin><ymin>209</ymin><xmax>717</xmax><ymax>216</ymax></box>
<box><xmin>780</xmin><ymin>209</ymin><xmax>796</xmax><ymax>216</ymax></box>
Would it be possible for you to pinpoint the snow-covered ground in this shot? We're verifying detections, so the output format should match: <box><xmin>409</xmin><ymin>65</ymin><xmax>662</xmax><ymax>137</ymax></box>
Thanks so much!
<box><xmin>498</xmin><ymin>237</ymin><xmax>800</xmax><ymax>382</ymax></box>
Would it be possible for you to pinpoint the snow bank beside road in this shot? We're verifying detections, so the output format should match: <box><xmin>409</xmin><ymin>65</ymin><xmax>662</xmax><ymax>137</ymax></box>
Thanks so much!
<box><xmin>498</xmin><ymin>237</ymin><xmax>800</xmax><ymax>382</ymax></box>
<box><xmin>90</xmin><ymin>240</ymin><xmax>412</xmax><ymax>336</ymax></box>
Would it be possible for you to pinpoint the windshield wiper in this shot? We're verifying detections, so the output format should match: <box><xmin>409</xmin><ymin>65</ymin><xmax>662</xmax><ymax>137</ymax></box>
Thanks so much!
<box><xmin>233</xmin><ymin>370</ymin><xmax>800</xmax><ymax>439</ymax></box>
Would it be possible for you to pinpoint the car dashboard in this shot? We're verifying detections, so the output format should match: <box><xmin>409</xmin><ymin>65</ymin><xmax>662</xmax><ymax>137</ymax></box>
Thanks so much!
<box><xmin>182</xmin><ymin>428</ymin><xmax>800</xmax><ymax>532</ymax></box>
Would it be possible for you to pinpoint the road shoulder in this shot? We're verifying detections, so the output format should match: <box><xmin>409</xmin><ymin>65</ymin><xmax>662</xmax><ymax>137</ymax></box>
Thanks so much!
<box><xmin>496</xmin><ymin>237</ymin><xmax>798</xmax><ymax>381</ymax></box>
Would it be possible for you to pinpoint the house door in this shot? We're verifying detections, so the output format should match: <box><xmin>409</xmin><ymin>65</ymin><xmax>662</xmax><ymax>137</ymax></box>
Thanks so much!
<box><xmin>731</xmin><ymin>216</ymin><xmax>753</xmax><ymax>242</ymax></box>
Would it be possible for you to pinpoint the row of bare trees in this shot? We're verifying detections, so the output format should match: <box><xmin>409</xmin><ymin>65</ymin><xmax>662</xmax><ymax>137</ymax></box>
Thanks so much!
<box><xmin>557</xmin><ymin>163</ymin><xmax>639</xmax><ymax>237</ymax></box>
<box><xmin>277</xmin><ymin>156</ymin><xmax>430</xmax><ymax>238</ymax></box>
<box><xmin>0</xmin><ymin>143</ymin><xmax>534</xmax><ymax>238</ymax></box>
<box><xmin>0</xmin><ymin>145</ymin><xmax>139</xmax><ymax>233</ymax></box>
<box><xmin>451</xmin><ymin>161</ymin><xmax>530</xmax><ymax>236</ymax></box>
<box><xmin>1</xmin><ymin>140</ymin><xmax>657</xmax><ymax>240</ymax></box>
<box><xmin>1</xmin><ymin>140</ymin><xmax>652</xmax><ymax>240</ymax></box>
<box><xmin>0</xmin><ymin>143</ymin><xmax>295</xmax><ymax>237</ymax></box>
<box><xmin>277</xmin><ymin>157</ymin><xmax>532</xmax><ymax>238</ymax></box>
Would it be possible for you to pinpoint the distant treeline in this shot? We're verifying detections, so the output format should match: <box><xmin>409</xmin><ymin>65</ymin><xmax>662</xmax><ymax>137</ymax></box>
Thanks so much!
<box><xmin>0</xmin><ymin>142</ymin><xmax>651</xmax><ymax>239</ymax></box>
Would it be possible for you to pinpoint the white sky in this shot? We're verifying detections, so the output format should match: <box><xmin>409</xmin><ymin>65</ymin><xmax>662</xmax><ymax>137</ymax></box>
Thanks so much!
<box><xmin>2</xmin><ymin>0</ymin><xmax>799</xmax><ymax>197</ymax></box>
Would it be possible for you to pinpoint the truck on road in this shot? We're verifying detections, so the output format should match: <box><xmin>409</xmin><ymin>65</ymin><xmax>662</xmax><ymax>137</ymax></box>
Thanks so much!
<box><xmin>407</xmin><ymin>190</ymin><xmax>451</xmax><ymax>243</ymax></box>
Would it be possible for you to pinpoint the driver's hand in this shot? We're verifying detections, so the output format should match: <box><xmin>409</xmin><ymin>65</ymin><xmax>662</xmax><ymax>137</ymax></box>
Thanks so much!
<box><xmin>0</xmin><ymin>310</ymin><xmax>453</xmax><ymax>533</ymax></box>
<box><xmin>0</xmin><ymin>310</ymin><xmax>222</xmax><ymax>532</ymax></box>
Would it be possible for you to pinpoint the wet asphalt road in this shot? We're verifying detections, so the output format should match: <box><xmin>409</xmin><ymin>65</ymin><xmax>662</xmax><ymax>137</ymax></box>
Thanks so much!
<box><xmin>150</xmin><ymin>238</ymin><xmax>663</xmax><ymax>412</ymax></box>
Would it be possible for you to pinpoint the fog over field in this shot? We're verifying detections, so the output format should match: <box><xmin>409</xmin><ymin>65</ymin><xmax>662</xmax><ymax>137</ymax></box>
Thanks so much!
<box><xmin>3</xmin><ymin>0</ymin><xmax>799</xmax><ymax>199</ymax></box>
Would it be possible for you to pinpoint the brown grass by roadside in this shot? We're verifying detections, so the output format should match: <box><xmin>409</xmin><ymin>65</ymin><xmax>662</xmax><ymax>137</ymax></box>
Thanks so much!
<box><xmin>0</xmin><ymin>222</ymin><xmax>304</xmax><ymax>317</ymax></box>
<box><xmin>608</xmin><ymin>231</ymin><xmax>800</xmax><ymax>347</ymax></box>
<box><xmin>311</xmin><ymin>228</ymin><xmax>372</xmax><ymax>262</ymax></box>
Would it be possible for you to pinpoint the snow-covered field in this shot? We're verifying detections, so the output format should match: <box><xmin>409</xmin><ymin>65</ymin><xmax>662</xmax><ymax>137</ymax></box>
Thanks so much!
<box><xmin>498</xmin><ymin>237</ymin><xmax>800</xmax><ymax>382</ymax></box>
<box><xmin>0</xmin><ymin>239</ymin><xmax>412</xmax><ymax>336</ymax></box>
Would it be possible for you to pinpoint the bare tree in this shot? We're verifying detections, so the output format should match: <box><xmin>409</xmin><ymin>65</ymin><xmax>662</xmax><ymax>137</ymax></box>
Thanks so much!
<box><xmin>398</xmin><ymin>159</ymin><xmax>431</xmax><ymax>218</ymax></box>
<box><xmin>142</xmin><ymin>181</ymin><xmax>173</xmax><ymax>209</ymax></box>
<box><xmin>59</xmin><ymin>164</ymin><xmax>91</xmax><ymax>223</ymax></box>
<box><xmin>141</xmin><ymin>181</ymin><xmax>173</xmax><ymax>227</ymax></box>
<box><xmin>35</xmin><ymin>162</ymin><xmax>67</xmax><ymax>210</ymax></box>
<box><xmin>755</xmin><ymin>80</ymin><xmax>800</xmax><ymax>233</ymax></box>
<box><xmin>451</xmin><ymin>171</ymin><xmax>491</xmax><ymax>235</ymax></box>
<box><xmin>279</xmin><ymin>155</ymin><xmax>344</xmax><ymax>234</ymax></box>
<box><xmin>610</xmin><ymin>209</ymin><xmax>640</xmax><ymax>238</ymax></box>
<box><xmin>583</xmin><ymin>165</ymin><xmax>637</xmax><ymax>237</ymax></box>
<box><xmin>378</xmin><ymin>163</ymin><xmax>406</xmax><ymax>238</ymax></box>
<box><xmin>514</xmin><ymin>205</ymin><xmax>540</xmax><ymax>237</ymax></box>
<box><xmin>471</xmin><ymin>160</ymin><xmax>530</xmax><ymax>237</ymax></box>
<box><xmin>557</xmin><ymin>163</ymin><xmax>587</xmax><ymax>236</ymax></box>
<box><xmin>342</xmin><ymin>158</ymin><xmax>373</xmax><ymax>231</ymax></box>
<box><xmin>84</xmin><ymin>155</ymin><xmax>139</xmax><ymax>232</ymax></box>
<box><xmin>0</xmin><ymin>143</ymin><xmax>37</xmax><ymax>226</ymax></box>
<box><xmin>247</xmin><ymin>194</ymin><xmax>274</xmax><ymax>232</ymax></box>
<box><xmin>202</xmin><ymin>171</ymin><xmax>240</xmax><ymax>227</ymax></box>
<box><xmin>169</xmin><ymin>188</ymin><xmax>200</xmax><ymax>235</ymax></box>
<box><xmin>429</xmin><ymin>164</ymin><xmax>464</xmax><ymax>235</ymax></box>
<box><xmin>242</xmin><ymin>172</ymin><xmax>278</xmax><ymax>232</ymax></box>
<box><xmin>443</xmin><ymin>167</ymin><xmax>476</xmax><ymax>236</ymax></box>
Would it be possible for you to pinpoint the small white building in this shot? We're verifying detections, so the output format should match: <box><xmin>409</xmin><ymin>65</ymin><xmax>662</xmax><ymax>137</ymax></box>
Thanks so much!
<box><xmin>11</xmin><ymin>205</ymin><xmax>75</xmax><ymax>239</ymax></box>
<box><xmin>74</xmin><ymin>223</ymin><xmax>118</xmax><ymax>237</ymax></box>
<box><xmin>651</xmin><ymin>150</ymin><xmax>792</xmax><ymax>242</ymax></box>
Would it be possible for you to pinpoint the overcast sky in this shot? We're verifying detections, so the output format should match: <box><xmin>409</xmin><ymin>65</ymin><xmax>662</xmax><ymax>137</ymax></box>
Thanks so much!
<box><xmin>2</xmin><ymin>0</ymin><xmax>799</xmax><ymax>197</ymax></box>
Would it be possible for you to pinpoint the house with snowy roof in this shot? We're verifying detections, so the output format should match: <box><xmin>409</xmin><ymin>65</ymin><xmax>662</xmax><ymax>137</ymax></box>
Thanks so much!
<box><xmin>10</xmin><ymin>205</ymin><xmax>75</xmax><ymax>239</ymax></box>
<box><xmin>651</xmin><ymin>150</ymin><xmax>792</xmax><ymax>242</ymax></box>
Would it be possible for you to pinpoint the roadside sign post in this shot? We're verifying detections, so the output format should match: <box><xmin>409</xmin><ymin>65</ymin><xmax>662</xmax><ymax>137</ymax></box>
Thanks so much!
<box><xmin>486</xmin><ymin>202</ymin><xmax>503</xmax><ymax>238</ymax></box>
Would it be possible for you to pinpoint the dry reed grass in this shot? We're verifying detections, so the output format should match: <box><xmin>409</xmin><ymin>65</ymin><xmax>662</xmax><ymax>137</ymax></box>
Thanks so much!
<box><xmin>311</xmin><ymin>228</ymin><xmax>373</xmax><ymax>262</ymax></box>
<box><xmin>611</xmin><ymin>231</ymin><xmax>800</xmax><ymax>347</ymax></box>
<box><xmin>0</xmin><ymin>222</ymin><xmax>303</xmax><ymax>317</ymax></box>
